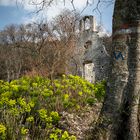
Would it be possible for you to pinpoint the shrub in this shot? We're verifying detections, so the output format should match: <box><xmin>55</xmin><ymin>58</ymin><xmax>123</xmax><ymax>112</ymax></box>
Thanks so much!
<box><xmin>0</xmin><ymin>75</ymin><xmax>105</xmax><ymax>139</ymax></box>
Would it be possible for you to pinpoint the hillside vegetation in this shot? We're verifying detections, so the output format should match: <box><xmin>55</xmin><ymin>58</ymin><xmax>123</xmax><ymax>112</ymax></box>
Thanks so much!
<box><xmin>0</xmin><ymin>75</ymin><xmax>105</xmax><ymax>140</ymax></box>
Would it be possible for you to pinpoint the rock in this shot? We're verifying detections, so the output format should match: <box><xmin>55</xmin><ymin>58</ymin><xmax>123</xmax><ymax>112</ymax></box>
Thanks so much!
<box><xmin>59</xmin><ymin>104</ymin><xmax>102</xmax><ymax>139</ymax></box>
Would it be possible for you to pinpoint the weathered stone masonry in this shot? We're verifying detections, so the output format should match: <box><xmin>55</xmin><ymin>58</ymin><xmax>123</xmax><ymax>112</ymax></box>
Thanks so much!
<box><xmin>78</xmin><ymin>15</ymin><xmax>111</xmax><ymax>82</ymax></box>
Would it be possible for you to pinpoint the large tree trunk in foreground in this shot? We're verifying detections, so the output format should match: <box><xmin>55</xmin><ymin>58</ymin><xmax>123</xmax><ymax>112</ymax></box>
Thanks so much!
<box><xmin>92</xmin><ymin>0</ymin><xmax>140</xmax><ymax>140</ymax></box>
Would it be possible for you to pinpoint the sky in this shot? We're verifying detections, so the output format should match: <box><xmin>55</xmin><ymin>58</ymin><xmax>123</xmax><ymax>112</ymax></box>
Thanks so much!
<box><xmin>0</xmin><ymin>0</ymin><xmax>114</xmax><ymax>33</ymax></box>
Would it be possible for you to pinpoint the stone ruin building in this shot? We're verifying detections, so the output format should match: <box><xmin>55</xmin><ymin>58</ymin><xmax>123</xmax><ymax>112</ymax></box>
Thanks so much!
<box><xmin>78</xmin><ymin>15</ymin><xmax>111</xmax><ymax>83</ymax></box>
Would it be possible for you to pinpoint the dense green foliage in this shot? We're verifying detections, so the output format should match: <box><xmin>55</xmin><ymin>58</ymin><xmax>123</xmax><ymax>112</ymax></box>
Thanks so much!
<box><xmin>0</xmin><ymin>75</ymin><xmax>106</xmax><ymax>140</ymax></box>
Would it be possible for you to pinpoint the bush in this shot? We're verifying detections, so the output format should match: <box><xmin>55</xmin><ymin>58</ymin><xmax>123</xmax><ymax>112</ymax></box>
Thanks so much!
<box><xmin>0</xmin><ymin>75</ymin><xmax>105</xmax><ymax>139</ymax></box>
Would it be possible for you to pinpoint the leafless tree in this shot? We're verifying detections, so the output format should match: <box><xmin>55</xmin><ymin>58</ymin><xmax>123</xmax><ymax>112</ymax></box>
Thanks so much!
<box><xmin>0</xmin><ymin>9</ymin><xmax>82</xmax><ymax>80</ymax></box>
<box><xmin>0</xmin><ymin>25</ymin><xmax>29</xmax><ymax>81</ymax></box>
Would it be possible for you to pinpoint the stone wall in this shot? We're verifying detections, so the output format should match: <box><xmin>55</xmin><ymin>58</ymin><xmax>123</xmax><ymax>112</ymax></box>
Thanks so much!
<box><xmin>78</xmin><ymin>16</ymin><xmax>111</xmax><ymax>82</ymax></box>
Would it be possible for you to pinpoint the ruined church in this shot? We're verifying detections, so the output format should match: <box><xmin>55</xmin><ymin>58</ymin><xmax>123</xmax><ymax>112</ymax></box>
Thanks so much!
<box><xmin>78</xmin><ymin>15</ymin><xmax>110</xmax><ymax>83</ymax></box>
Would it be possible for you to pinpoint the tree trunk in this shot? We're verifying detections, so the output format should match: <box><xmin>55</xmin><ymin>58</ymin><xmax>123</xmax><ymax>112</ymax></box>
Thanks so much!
<box><xmin>92</xmin><ymin>0</ymin><xmax>140</xmax><ymax>140</ymax></box>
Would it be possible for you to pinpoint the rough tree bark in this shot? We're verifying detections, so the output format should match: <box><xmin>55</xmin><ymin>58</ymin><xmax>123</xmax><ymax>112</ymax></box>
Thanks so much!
<box><xmin>92</xmin><ymin>0</ymin><xmax>140</xmax><ymax>140</ymax></box>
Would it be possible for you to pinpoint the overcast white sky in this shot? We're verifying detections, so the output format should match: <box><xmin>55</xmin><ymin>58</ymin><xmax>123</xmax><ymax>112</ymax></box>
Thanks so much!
<box><xmin>0</xmin><ymin>0</ymin><xmax>114</xmax><ymax>33</ymax></box>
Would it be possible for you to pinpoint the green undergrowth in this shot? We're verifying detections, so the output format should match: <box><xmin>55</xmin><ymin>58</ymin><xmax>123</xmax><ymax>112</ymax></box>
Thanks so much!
<box><xmin>0</xmin><ymin>75</ymin><xmax>106</xmax><ymax>140</ymax></box>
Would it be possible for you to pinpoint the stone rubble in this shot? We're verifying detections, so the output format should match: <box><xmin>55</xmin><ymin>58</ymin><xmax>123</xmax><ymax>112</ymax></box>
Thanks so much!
<box><xmin>59</xmin><ymin>104</ymin><xmax>102</xmax><ymax>140</ymax></box>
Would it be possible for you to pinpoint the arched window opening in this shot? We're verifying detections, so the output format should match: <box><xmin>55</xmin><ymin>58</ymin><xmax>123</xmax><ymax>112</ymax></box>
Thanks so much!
<box><xmin>85</xmin><ymin>18</ymin><xmax>90</xmax><ymax>30</ymax></box>
<box><xmin>84</xmin><ymin>40</ymin><xmax>92</xmax><ymax>49</ymax></box>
